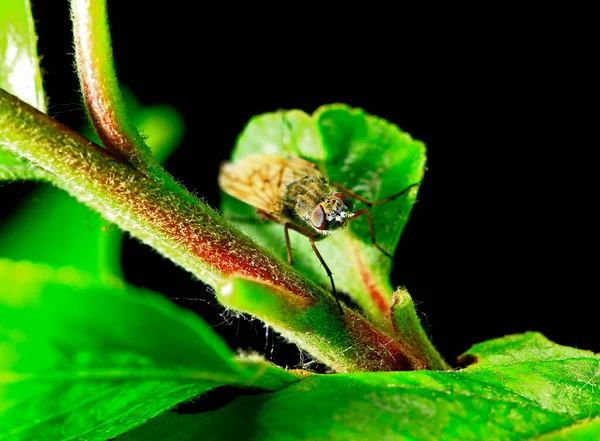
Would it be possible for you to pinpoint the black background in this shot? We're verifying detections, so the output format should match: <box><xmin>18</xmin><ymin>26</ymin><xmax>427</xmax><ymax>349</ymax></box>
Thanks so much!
<box><xmin>1</xmin><ymin>3</ymin><xmax>595</xmax><ymax>369</ymax></box>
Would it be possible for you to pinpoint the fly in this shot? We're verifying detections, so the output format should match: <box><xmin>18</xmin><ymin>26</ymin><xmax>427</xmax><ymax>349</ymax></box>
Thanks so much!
<box><xmin>218</xmin><ymin>154</ymin><xmax>419</xmax><ymax>314</ymax></box>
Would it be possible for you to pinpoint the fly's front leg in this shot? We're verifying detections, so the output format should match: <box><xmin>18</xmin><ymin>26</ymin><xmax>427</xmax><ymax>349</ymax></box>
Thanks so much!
<box><xmin>309</xmin><ymin>237</ymin><xmax>343</xmax><ymax>314</ymax></box>
<box><xmin>283</xmin><ymin>223</ymin><xmax>293</xmax><ymax>266</ymax></box>
<box><xmin>349</xmin><ymin>208</ymin><xmax>393</xmax><ymax>260</ymax></box>
<box><xmin>333</xmin><ymin>181</ymin><xmax>421</xmax><ymax>260</ymax></box>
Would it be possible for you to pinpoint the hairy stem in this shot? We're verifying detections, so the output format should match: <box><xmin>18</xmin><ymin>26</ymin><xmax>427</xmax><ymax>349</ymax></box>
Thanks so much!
<box><xmin>70</xmin><ymin>0</ymin><xmax>157</xmax><ymax>175</ymax></box>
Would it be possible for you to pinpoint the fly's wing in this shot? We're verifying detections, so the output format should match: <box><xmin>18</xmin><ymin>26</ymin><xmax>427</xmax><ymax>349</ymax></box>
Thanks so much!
<box><xmin>218</xmin><ymin>155</ymin><xmax>324</xmax><ymax>219</ymax></box>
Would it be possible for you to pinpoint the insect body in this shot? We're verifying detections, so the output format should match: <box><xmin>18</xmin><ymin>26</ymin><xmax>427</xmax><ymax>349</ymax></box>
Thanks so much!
<box><xmin>218</xmin><ymin>154</ymin><xmax>418</xmax><ymax>314</ymax></box>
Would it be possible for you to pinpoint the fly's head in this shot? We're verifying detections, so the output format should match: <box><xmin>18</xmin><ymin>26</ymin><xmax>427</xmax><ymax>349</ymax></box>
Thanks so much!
<box><xmin>310</xmin><ymin>192</ymin><xmax>354</xmax><ymax>235</ymax></box>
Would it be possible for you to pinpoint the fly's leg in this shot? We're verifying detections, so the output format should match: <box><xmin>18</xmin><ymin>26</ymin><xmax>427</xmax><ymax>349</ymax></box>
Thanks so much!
<box><xmin>332</xmin><ymin>182</ymin><xmax>421</xmax><ymax>207</ymax></box>
<box><xmin>283</xmin><ymin>223</ymin><xmax>293</xmax><ymax>266</ymax></box>
<box><xmin>309</xmin><ymin>237</ymin><xmax>343</xmax><ymax>314</ymax></box>
<box><xmin>258</xmin><ymin>208</ymin><xmax>344</xmax><ymax>315</ymax></box>
<box><xmin>284</xmin><ymin>224</ymin><xmax>343</xmax><ymax>315</ymax></box>
<box><xmin>256</xmin><ymin>209</ymin><xmax>295</xmax><ymax>265</ymax></box>
<box><xmin>334</xmin><ymin>182</ymin><xmax>421</xmax><ymax>259</ymax></box>
<box><xmin>349</xmin><ymin>208</ymin><xmax>392</xmax><ymax>260</ymax></box>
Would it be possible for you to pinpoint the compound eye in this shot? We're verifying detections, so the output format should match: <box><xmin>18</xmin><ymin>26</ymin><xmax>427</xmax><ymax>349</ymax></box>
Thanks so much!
<box><xmin>333</xmin><ymin>192</ymin><xmax>354</xmax><ymax>212</ymax></box>
<box><xmin>311</xmin><ymin>205</ymin><xmax>328</xmax><ymax>230</ymax></box>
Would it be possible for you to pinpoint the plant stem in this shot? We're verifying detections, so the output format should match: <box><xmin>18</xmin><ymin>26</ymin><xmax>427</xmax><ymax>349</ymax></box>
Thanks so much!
<box><xmin>70</xmin><ymin>0</ymin><xmax>157</xmax><ymax>175</ymax></box>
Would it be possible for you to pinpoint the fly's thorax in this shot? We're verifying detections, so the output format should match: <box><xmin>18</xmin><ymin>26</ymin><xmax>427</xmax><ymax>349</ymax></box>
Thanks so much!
<box><xmin>283</xmin><ymin>176</ymin><xmax>327</xmax><ymax>217</ymax></box>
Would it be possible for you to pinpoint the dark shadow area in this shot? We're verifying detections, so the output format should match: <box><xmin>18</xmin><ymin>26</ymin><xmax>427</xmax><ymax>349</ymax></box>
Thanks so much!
<box><xmin>172</xmin><ymin>385</ymin><xmax>270</xmax><ymax>414</ymax></box>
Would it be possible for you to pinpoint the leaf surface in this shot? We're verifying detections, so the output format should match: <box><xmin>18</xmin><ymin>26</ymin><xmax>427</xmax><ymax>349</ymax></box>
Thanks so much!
<box><xmin>0</xmin><ymin>259</ymin><xmax>300</xmax><ymax>441</ymax></box>
<box><xmin>121</xmin><ymin>333</ymin><xmax>600</xmax><ymax>441</ymax></box>
<box><xmin>0</xmin><ymin>0</ymin><xmax>46</xmax><ymax>181</ymax></box>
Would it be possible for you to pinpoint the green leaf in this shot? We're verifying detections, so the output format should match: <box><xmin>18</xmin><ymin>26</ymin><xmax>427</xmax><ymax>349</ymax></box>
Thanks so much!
<box><xmin>220</xmin><ymin>104</ymin><xmax>426</xmax><ymax>322</ymax></box>
<box><xmin>119</xmin><ymin>333</ymin><xmax>600</xmax><ymax>441</ymax></box>
<box><xmin>0</xmin><ymin>150</ymin><xmax>47</xmax><ymax>181</ymax></box>
<box><xmin>0</xmin><ymin>0</ymin><xmax>47</xmax><ymax>180</ymax></box>
<box><xmin>458</xmin><ymin>331</ymin><xmax>594</xmax><ymax>367</ymax></box>
<box><xmin>0</xmin><ymin>259</ymin><xmax>300</xmax><ymax>441</ymax></box>
<box><xmin>0</xmin><ymin>0</ymin><xmax>45</xmax><ymax>111</ymax></box>
<box><xmin>0</xmin><ymin>185</ymin><xmax>123</xmax><ymax>280</ymax></box>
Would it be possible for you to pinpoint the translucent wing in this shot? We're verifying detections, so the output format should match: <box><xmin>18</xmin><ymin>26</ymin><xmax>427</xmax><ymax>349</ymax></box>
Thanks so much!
<box><xmin>218</xmin><ymin>155</ymin><xmax>325</xmax><ymax>218</ymax></box>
